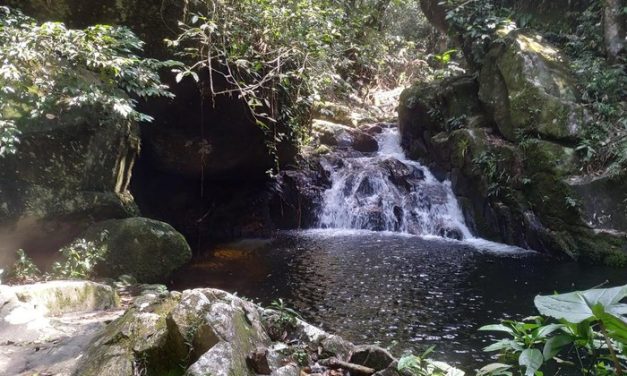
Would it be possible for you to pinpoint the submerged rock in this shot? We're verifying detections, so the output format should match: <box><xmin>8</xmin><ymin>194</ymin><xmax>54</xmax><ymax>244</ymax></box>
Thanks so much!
<box><xmin>66</xmin><ymin>217</ymin><xmax>192</xmax><ymax>283</ymax></box>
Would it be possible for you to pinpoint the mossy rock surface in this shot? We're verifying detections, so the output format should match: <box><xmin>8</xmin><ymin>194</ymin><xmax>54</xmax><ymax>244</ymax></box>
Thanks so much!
<box><xmin>0</xmin><ymin>89</ymin><xmax>140</xmax><ymax>266</ymax></box>
<box><xmin>397</xmin><ymin>68</ymin><xmax>627</xmax><ymax>265</ymax></box>
<box><xmin>479</xmin><ymin>29</ymin><xmax>585</xmax><ymax>141</ymax></box>
<box><xmin>74</xmin><ymin>288</ymin><xmax>273</xmax><ymax>376</ymax></box>
<box><xmin>9</xmin><ymin>280</ymin><xmax>119</xmax><ymax>316</ymax></box>
<box><xmin>75</xmin><ymin>217</ymin><xmax>192</xmax><ymax>283</ymax></box>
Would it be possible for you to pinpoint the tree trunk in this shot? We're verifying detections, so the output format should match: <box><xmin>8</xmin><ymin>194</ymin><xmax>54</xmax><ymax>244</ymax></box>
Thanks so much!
<box><xmin>419</xmin><ymin>0</ymin><xmax>450</xmax><ymax>33</ymax></box>
<box><xmin>604</xmin><ymin>0</ymin><xmax>625</xmax><ymax>62</ymax></box>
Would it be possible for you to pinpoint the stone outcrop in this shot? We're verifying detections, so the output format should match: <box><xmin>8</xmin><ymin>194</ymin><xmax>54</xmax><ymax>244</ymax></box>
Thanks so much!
<box><xmin>478</xmin><ymin>29</ymin><xmax>586</xmax><ymax>142</ymax></box>
<box><xmin>0</xmin><ymin>281</ymin><xmax>122</xmax><ymax>376</ymax></box>
<box><xmin>73</xmin><ymin>288</ymin><xmax>409</xmax><ymax>376</ymax></box>
<box><xmin>65</xmin><ymin>217</ymin><xmax>192</xmax><ymax>283</ymax></box>
<box><xmin>0</xmin><ymin>109</ymin><xmax>140</xmax><ymax>268</ymax></box>
<box><xmin>398</xmin><ymin>34</ymin><xmax>627</xmax><ymax>264</ymax></box>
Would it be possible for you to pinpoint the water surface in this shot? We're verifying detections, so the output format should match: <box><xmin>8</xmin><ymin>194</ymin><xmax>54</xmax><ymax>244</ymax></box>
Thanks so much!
<box><xmin>172</xmin><ymin>230</ymin><xmax>627</xmax><ymax>370</ymax></box>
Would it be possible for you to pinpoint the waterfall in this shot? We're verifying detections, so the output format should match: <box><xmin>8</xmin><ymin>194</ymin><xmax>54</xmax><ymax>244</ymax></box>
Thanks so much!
<box><xmin>318</xmin><ymin>127</ymin><xmax>473</xmax><ymax>240</ymax></box>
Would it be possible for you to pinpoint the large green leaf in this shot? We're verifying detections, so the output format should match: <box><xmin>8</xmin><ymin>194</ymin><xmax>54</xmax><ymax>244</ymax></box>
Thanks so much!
<box><xmin>597</xmin><ymin>311</ymin><xmax>627</xmax><ymax>345</ymax></box>
<box><xmin>477</xmin><ymin>363</ymin><xmax>513</xmax><ymax>376</ymax></box>
<box><xmin>542</xmin><ymin>334</ymin><xmax>574</xmax><ymax>360</ymax></box>
<box><xmin>518</xmin><ymin>348</ymin><xmax>544</xmax><ymax>376</ymax></box>
<box><xmin>534</xmin><ymin>285</ymin><xmax>627</xmax><ymax>323</ymax></box>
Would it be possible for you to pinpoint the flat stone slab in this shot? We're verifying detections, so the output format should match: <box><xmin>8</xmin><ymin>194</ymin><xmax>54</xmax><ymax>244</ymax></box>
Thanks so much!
<box><xmin>0</xmin><ymin>281</ymin><xmax>122</xmax><ymax>376</ymax></box>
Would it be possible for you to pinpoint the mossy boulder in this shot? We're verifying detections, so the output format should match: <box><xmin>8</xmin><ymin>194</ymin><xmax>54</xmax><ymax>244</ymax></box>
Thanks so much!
<box><xmin>0</xmin><ymin>107</ymin><xmax>140</xmax><ymax>268</ymax></box>
<box><xmin>70</xmin><ymin>217</ymin><xmax>192</xmax><ymax>283</ymax></box>
<box><xmin>1</xmin><ymin>281</ymin><xmax>119</xmax><ymax>326</ymax></box>
<box><xmin>569</xmin><ymin>174</ymin><xmax>627</xmax><ymax>233</ymax></box>
<box><xmin>74</xmin><ymin>288</ymin><xmax>272</xmax><ymax>376</ymax></box>
<box><xmin>478</xmin><ymin>29</ymin><xmax>586</xmax><ymax>141</ymax></box>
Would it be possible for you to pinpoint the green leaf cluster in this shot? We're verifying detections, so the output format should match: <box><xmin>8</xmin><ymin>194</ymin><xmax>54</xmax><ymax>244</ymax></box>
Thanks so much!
<box><xmin>0</xmin><ymin>6</ymin><xmax>178</xmax><ymax>156</ymax></box>
<box><xmin>480</xmin><ymin>285</ymin><xmax>627</xmax><ymax>376</ymax></box>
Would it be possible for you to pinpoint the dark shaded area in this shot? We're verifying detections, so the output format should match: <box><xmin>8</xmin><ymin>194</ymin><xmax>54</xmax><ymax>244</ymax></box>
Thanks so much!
<box><xmin>3</xmin><ymin>0</ymin><xmax>300</xmax><ymax>250</ymax></box>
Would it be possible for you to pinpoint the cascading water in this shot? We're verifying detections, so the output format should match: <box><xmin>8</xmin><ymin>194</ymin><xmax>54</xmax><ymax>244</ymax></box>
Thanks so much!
<box><xmin>318</xmin><ymin>127</ymin><xmax>473</xmax><ymax>239</ymax></box>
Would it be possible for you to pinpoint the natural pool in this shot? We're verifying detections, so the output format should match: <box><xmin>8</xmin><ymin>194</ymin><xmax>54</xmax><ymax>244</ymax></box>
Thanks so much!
<box><xmin>172</xmin><ymin>230</ymin><xmax>627</xmax><ymax>371</ymax></box>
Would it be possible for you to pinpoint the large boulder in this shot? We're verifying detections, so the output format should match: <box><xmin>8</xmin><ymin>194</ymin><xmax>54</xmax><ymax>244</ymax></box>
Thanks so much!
<box><xmin>0</xmin><ymin>109</ymin><xmax>140</xmax><ymax>268</ymax></box>
<box><xmin>478</xmin><ymin>29</ymin><xmax>587</xmax><ymax>141</ymax></box>
<box><xmin>67</xmin><ymin>217</ymin><xmax>192</xmax><ymax>283</ymax></box>
<box><xmin>74</xmin><ymin>288</ymin><xmax>271</xmax><ymax>376</ymax></box>
<box><xmin>569</xmin><ymin>174</ymin><xmax>627</xmax><ymax>233</ymax></box>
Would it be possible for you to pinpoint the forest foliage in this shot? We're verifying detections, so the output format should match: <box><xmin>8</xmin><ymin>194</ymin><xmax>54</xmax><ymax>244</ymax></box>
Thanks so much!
<box><xmin>0</xmin><ymin>6</ymin><xmax>177</xmax><ymax>155</ymax></box>
<box><xmin>168</xmin><ymin>0</ymin><xmax>431</xmax><ymax>154</ymax></box>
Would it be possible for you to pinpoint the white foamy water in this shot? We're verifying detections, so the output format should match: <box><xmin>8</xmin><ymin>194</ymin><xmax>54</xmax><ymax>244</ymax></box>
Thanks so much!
<box><xmin>318</xmin><ymin>127</ymin><xmax>473</xmax><ymax>240</ymax></box>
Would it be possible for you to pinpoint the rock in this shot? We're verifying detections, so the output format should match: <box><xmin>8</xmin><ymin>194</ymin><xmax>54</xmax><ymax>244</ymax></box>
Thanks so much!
<box><xmin>312</xmin><ymin>119</ymin><xmax>379</xmax><ymax>153</ymax></box>
<box><xmin>569</xmin><ymin>174</ymin><xmax>627</xmax><ymax>232</ymax></box>
<box><xmin>320</xmin><ymin>335</ymin><xmax>355</xmax><ymax>360</ymax></box>
<box><xmin>67</xmin><ymin>217</ymin><xmax>192</xmax><ymax>283</ymax></box>
<box><xmin>0</xmin><ymin>107</ymin><xmax>139</xmax><ymax>267</ymax></box>
<box><xmin>313</xmin><ymin>101</ymin><xmax>355</xmax><ymax>127</ymax></box>
<box><xmin>374</xmin><ymin>362</ymin><xmax>402</xmax><ymax>376</ymax></box>
<box><xmin>7</xmin><ymin>281</ymin><xmax>118</xmax><ymax>318</ymax></box>
<box><xmin>365</xmin><ymin>125</ymin><xmax>384</xmax><ymax>135</ymax></box>
<box><xmin>350</xmin><ymin>345</ymin><xmax>396</xmax><ymax>372</ymax></box>
<box><xmin>398</xmin><ymin>71</ymin><xmax>626</xmax><ymax>264</ymax></box>
<box><xmin>478</xmin><ymin>29</ymin><xmax>586</xmax><ymax>142</ymax></box>
<box><xmin>74</xmin><ymin>288</ymin><xmax>272</xmax><ymax>376</ymax></box>
<box><xmin>271</xmin><ymin>363</ymin><xmax>300</xmax><ymax>376</ymax></box>
<box><xmin>353</xmin><ymin>132</ymin><xmax>379</xmax><ymax>153</ymax></box>
<box><xmin>247</xmin><ymin>346</ymin><xmax>272</xmax><ymax>374</ymax></box>
<box><xmin>0</xmin><ymin>281</ymin><xmax>123</xmax><ymax>376</ymax></box>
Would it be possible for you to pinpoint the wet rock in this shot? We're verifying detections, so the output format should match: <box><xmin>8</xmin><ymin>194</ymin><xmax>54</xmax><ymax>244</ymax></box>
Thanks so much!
<box><xmin>68</xmin><ymin>217</ymin><xmax>192</xmax><ymax>283</ymax></box>
<box><xmin>356</xmin><ymin>177</ymin><xmax>375</xmax><ymax>196</ymax></box>
<box><xmin>365</xmin><ymin>125</ymin><xmax>384</xmax><ymax>135</ymax></box>
<box><xmin>379</xmin><ymin>159</ymin><xmax>424</xmax><ymax>191</ymax></box>
<box><xmin>438</xmin><ymin>227</ymin><xmax>464</xmax><ymax>241</ymax></box>
<box><xmin>353</xmin><ymin>132</ymin><xmax>379</xmax><ymax>153</ymax></box>
<box><xmin>350</xmin><ymin>345</ymin><xmax>396</xmax><ymax>372</ymax></box>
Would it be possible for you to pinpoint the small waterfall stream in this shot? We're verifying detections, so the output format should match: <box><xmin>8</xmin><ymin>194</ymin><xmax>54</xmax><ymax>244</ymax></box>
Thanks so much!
<box><xmin>318</xmin><ymin>127</ymin><xmax>473</xmax><ymax>239</ymax></box>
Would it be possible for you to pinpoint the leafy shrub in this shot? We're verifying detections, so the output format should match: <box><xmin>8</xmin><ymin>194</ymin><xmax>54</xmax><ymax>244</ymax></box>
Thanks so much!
<box><xmin>49</xmin><ymin>236</ymin><xmax>108</xmax><ymax>280</ymax></box>
<box><xmin>168</xmin><ymin>0</ymin><xmax>428</xmax><ymax>168</ymax></box>
<box><xmin>0</xmin><ymin>6</ymin><xmax>178</xmax><ymax>156</ymax></box>
<box><xmin>398</xmin><ymin>346</ymin><xmax>465</xmax><ymax>376</ymax></box>
<box><xmin>479</xmin><ymin>285</ymin><xmax>627</xmax><ymax>376</ymax></box>
<box><xmin>7</xmin><ymin>249</ymin><xmax>41</xmax><ymax>283</ymax></box>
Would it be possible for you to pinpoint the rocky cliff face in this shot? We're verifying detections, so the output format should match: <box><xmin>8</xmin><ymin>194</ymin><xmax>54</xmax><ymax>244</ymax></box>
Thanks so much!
<box><xmin>398</xmin><ymin>27</ymin><xmax>627</xmax><ymax>265</ymax></box>
<box><xmin>4</xmin><ymin>0</ymin><xmax>299</xmax><ymax>248</ymax></box>
<box><xmin>0</xmin><ymin>107</ymin><xmax>140</xmax><ymax>266</ymax></box>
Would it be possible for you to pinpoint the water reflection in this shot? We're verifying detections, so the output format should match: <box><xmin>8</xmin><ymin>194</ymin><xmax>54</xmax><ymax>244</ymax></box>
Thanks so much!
<box><xmin>171</xmin><ymin>230</ymin><xmax>627</xmax><ymax>370</ymax></box>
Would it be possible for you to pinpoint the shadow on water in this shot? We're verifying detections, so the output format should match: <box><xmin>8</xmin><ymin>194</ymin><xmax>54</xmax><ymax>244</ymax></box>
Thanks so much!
<box><xmin>171</xmin><ymin>230</ymin><xmax>627</xmax><ymax>371</ymax></box>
